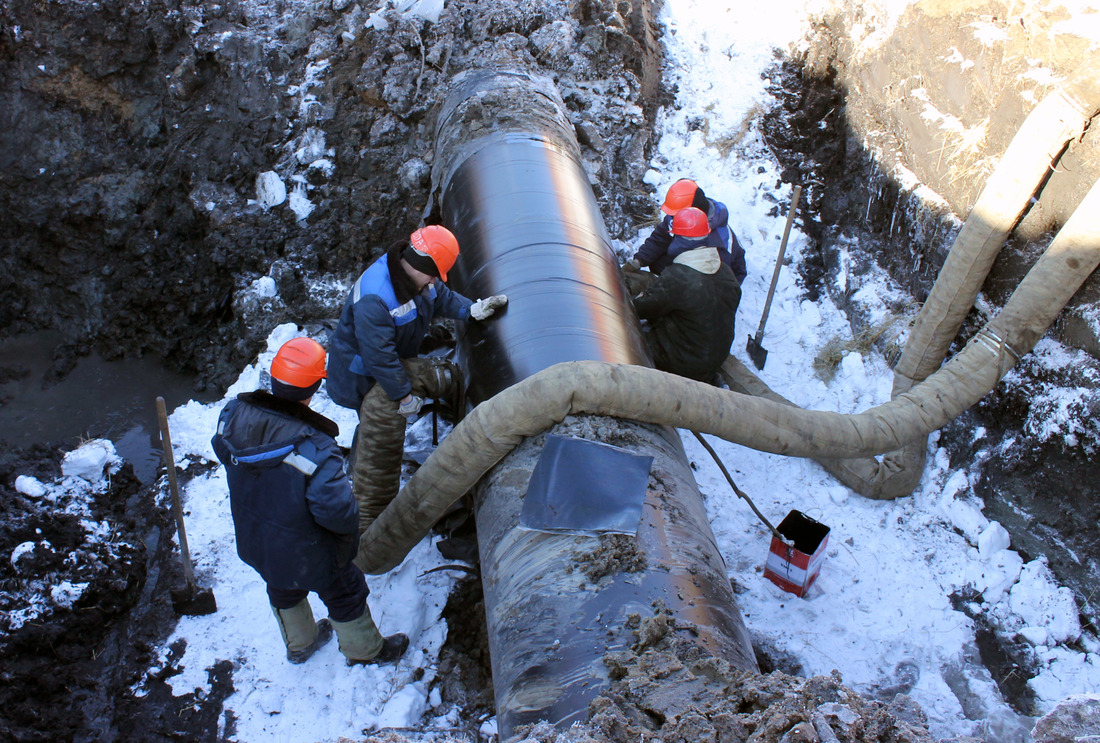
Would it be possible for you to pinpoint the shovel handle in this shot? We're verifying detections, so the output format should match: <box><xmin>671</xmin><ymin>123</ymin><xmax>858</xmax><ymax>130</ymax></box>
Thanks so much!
<box><xmin>156</xmin><ymin>396</ymin><xmax>196</xmax><ymax>587</ymax></box>
<box><xmin>753</xmin><ymin>184</ymin><xmax>803</xmax><ymax>340</ymax></box>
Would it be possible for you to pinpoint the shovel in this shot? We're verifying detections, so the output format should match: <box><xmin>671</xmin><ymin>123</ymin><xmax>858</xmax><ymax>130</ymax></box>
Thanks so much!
<box><xmin>747</xmin><ymin>184</ymin><xmax>802</xmax><ymax>370</ymax></box>
<box><xmin>155</xmin><ymin>396</ymin><xmax>217</xmax><ymax>616</ymax></box>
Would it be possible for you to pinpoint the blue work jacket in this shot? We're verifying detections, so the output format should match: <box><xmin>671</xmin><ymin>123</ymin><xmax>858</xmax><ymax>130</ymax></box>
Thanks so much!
<box><xmin>211</xmin><ymin>391</ymin><xmax>358</xmax><ymax>590</ymax></box>
<box><xmin>327</xmin><ymin>254</ymin><xmax>473</xmax><ymax>410</ymax></box>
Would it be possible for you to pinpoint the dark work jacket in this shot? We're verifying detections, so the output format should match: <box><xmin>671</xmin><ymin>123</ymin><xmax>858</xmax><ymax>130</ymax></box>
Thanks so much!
<box><xmin>211</xmin><ymin>391</ymin><xmax>358</xmax><ymax>590</ymax></box>
<box><xmin>632</xmin><ymin>249</ymin><xmax>742</xmax><ymax>382</ymax></box>
<box><xmin>327</xmin><ymin>251</ymin><xmax>473</xmax><ymax>410</ymax></box>
<box><xmin>635</xmin><ymin>198</ymin><xmax>747</xmax><ymax>284</ymax></box>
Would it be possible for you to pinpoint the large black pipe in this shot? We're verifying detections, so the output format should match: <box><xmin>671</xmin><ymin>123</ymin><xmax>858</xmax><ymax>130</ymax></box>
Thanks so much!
<box><xmin>431</xmin><ymin>69</ymin><xmax>758</xmax><ymax>739</ymax></box>
<box><xmin>431</xmin><ymin>69</ymin><xmax>649</xmax><ymax>398</ymax></box>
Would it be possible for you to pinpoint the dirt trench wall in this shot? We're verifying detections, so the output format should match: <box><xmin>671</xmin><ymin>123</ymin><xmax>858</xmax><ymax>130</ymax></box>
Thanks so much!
<box><xmin>0</xmin><ymin>0</ymin><xmax>666</xmax><ymax>389</ymax></box>
<box><xmin>793</xmin><ymin>0</ymin><xmax>1100</xmax><ymax>349</ymax></box>
<box><xmin>760</xmin><ymin>0</ymin><xmax>1100</xmax><ymax>625</ymax></box>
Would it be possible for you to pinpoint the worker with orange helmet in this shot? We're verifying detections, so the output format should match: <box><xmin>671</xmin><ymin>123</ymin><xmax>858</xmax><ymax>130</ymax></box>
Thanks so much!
<box><xmin>211</xmin><ymin>337</ymin><xmax>408</xmax><ymax>667</ymax></box>
<box><xmin>327</xmin><ymin>225</ymin><xmax>507</xmax><ymax>534</ymax></box>
<box><xmin>631</xmin><ymin>178</ymin><xmax>746</xmax><ymax>285</ymax></box>
<box><xmin>632</xmin><ymin>207</ymin><xmax>742</xmax><ymax>383</ymax></box>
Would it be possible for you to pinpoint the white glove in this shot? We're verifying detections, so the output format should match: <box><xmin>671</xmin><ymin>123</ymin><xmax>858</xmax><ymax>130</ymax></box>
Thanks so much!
<box><xmin>397</xmin><ymin>395</ymin><xmax>423</xmax><ymax>419</ymax></box>
<box><xmin>470</xmin><ymin>294</ymin><xmax>508</xmax><ymax>321</ymax></box>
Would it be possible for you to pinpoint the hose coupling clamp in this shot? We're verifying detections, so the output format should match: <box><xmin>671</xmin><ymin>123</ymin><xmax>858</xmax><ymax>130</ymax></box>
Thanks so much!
<box><xmin>974</xmin><ymin>328</ymin><xmax>1020</xmax><ymax>361</ymax></box>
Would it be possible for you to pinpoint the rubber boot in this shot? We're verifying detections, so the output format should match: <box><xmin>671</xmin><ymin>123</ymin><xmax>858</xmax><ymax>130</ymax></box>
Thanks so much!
<box><xmin>345</xmin><ymin>633</ymin><xmax>410</xmax><ymax>667</ymax></box>
<box><xmin>272</xmin><ymin>600</ymin><xmax>334</xmax><ymax>664</ymax></box>
<box><xmin>330</xmin><ymin>607</ymin><xmax>386</xmax><ymax>664</ymax></box>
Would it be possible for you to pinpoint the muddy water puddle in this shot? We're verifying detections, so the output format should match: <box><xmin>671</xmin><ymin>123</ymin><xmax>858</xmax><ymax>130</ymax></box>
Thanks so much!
<box><xmin>0</xmin><ymin>331</ymin><xmax>218</xmax><ymax>482</ymax></box>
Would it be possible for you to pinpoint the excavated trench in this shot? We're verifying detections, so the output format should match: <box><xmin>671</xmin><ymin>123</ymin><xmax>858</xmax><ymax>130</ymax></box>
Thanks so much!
<box><xmin>1</xmin><ymin>0</ymin><xmax>1099</xmax><ymax>740</ymax></box>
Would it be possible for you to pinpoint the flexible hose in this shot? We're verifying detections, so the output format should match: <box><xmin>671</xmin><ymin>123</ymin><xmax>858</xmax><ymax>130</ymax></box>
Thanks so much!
<box><xmin>355</xmin><ymin>172</ymin><xmax>1100</xmax><ymax>572</ymax></box>
<box><xmin>834</xmin><ymin>67</ymin><xmax>1100</xmax><ymax>498</ymax></box>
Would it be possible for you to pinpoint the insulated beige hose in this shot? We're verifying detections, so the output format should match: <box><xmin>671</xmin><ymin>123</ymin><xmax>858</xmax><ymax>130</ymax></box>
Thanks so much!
<box><xmin>843</xmin><ymin>67</ymin><xmax>1099</xmax><ymax>498</ymax></box>
<box><xmin>356</xmin><ymin>174</ymin><xmax>1100</xmax><ymax>572</ymax></box>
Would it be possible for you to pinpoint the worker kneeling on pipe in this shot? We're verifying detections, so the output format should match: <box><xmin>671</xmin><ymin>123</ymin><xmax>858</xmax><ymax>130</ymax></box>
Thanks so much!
<box><xmin>326</xmin><ymin>225</ymin><xmax>507</xmax><ymax>534</ymax></box>
<box><xmin>211</xmin><ymin>338</ymin><xmax>408</xmax><ymax>666</ymax></box>
<box><xmin>632</xmin><ymin>207</ymin><xmax>742</xmax><ymax>384</ymax></box>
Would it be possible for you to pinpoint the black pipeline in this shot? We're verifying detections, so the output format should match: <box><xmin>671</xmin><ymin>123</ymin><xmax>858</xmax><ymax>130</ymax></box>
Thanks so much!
<box><xmin>431</xmin><ymin>68</ymin><xmax>757</xmax><ymax>738</ymax></box>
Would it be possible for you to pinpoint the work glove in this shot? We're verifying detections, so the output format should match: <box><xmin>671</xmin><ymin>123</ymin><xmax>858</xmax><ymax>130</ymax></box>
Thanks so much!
<box><xmin>397</xmin><ymin>395</ymin><xmax>424</xmax><ymax>419</ymax></box>
<box><xmin>470</xmin><ymin>294</ymin><xmax>508</xmax><ymax>321</ymax></box>
<box><xmin>624</xmin><ymin>258</ymin><xmax>641</xmax><ymax>271</ymax></box>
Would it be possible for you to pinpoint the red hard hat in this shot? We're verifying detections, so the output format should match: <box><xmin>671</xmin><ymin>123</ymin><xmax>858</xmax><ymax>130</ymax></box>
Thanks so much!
<box><xmin>410</xmin><ymin>225</ymin><xmax>460</xmax><ymax>281</ymax></box>
<box><xmin>661</xmin><ymin>178</ymin><xmax>699</xmax><ymax>215</ymax></box>
<box><xmin>271</xmin><ymin>337</ymin><xmax>327</xmax><ymax>388</ymax></box>
<box><xmin>670</xmin><ymin>207</ymin><xmax>710</xmax><ymax>238</ymax></box>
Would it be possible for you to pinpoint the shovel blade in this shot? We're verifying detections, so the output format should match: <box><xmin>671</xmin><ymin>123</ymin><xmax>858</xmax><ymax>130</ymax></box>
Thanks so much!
<box><xmin>746</xmin><ymin>334</ymin><xmax>768</xmax><ymax>370</ymax></box>
<box><xmin>171</xmin><ymin>584</ymin><xmax>218</xmax><ymax>616</ymax></box>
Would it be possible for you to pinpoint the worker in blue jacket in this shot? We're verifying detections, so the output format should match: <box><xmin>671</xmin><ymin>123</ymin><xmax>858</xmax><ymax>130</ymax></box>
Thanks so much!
<box><xmin>211</xmin><ymin>337</ymin><xmax>407</xmax><ymax>666</ymax></box>
<box><xmin>625</xmin><ymin>178</ymin><xmax>746</xmax><ymax>295</ymax></box>
<box><xmin>327</xmin><ymin>226</ymin><xmax>507</xmax><ymax>534</ymax></box>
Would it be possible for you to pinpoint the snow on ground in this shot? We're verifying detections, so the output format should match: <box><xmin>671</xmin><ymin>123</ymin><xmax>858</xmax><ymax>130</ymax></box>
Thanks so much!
<box><xmin>8</xmin><ymin>0</ymin><xmax>1099</xmax><ymax>741</ymax></box>
<box><xmin>653</xmin><ymin>1</ymin><xmax>1100</xmax><ymax>742</ymax></box>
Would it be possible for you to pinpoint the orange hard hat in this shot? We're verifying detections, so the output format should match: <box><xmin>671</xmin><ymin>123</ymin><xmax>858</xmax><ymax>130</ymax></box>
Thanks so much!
<box><xmin>660</xmin><ymin>178</ymin><xmax>700</xmax><ymax>215</ymax></box>
<box><xmin>409</xmin><ymin>225</ymin><xmax>460</xmax><ymax>281</ymax></box>
<box><xmin>271</xmin><ymin>337</ymin><xmax>327</xmax><ymax>388</ymax></box>
<box><xmin>670</xmin><ymin>207</ymin><xmax>710</xmax><ymax>238</ymax></box>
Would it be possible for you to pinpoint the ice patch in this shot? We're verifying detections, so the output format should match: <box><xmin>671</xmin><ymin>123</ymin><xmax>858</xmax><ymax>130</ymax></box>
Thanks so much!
<box><xmin>968</xmin><ymin>20</ymin><xmax>1010</xmax><ymax>46</ymax></box>
<box><xmin>50</xmin><ymin>581</ymin><xmax>88</xmax><ymax>609</ymax></box>
<box><xmin>977</xmin><ymin>522</ymin><xmax>1010</xmax><ymax>560</ymax></box>
<box><xmin>1009</xmin><ymin>560</ymin><xmax>1081</xmax><ymax>645</ymax></box>
<box><xmin>15</xmin><ymin>475</ymin><xmax>48</xmax><ymax>498</ymax></box>
<box><xmin>252</xmin><ymin>276</ymin><xmax>278</xmax><ymax>298</ymax></box>
<box><xmin>288</xmin><ymin>183</ymin><xmax>315</xmax><ymax>221</ymax></box>
<box><xmin>10</xmin><ymin>540</ymin><xmax>40</xmax><ymax>568</ymax></box>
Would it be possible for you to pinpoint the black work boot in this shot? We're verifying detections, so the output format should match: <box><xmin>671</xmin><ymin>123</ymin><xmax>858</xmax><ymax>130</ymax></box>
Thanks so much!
<box><xmin>346</xmin><ymin>633</ymin><xmax>409</xmax><ymax>667</ymax></box>
<box><xmin>287</xmin><ymin>619</ymin><xmax>334</xmax><ymax>664</ymax></box>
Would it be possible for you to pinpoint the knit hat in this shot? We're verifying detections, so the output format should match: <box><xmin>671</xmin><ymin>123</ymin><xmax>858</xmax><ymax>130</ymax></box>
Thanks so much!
<box><xmin>402</xmin><ymin>245</ymin><xmax>440</xmax><ymax>278</ymax></box>
<box><xmin>271</xmin><ymin>377</ymin><xmax>322</xmax><ymax>401</ymax></box>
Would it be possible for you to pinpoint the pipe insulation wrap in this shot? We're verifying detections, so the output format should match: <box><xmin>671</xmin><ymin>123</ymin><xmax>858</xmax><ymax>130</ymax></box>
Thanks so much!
<box><xmin>893</xmin><ymin>66</ymin><xmax>1100</xmax><ymax>392</ymax></box>
<box><xmin>833</xmin><ymin>66</ymin><xmax>1100</xmax><ymax>499</ymax></box>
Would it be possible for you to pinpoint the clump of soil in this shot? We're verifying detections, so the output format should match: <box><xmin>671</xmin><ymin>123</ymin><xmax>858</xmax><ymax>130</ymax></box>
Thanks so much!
<box><xmin>571</xmin><ymin>534</ymin><xmax>648</xmax><ymax>584</ymax></box>
<box><xmin>0</xmin><ymin>446</ymin><xmax>226</xmax><ymax>741</ymax></box>
<box><xmin>1</xmin><ymin>0</ymin><xmax>667</xmax><ymax>390</ymax></box>
<box><xmin>513</xmin><ymin>605</ymin><xmax>939</xmax><ymax>743</ymax></box>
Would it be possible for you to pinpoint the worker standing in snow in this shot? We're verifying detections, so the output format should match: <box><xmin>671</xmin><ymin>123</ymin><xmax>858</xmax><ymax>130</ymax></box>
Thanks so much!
<box><xmin>211</xmin><ymin>337</ymin><xmax>408</xmax><ymax>666</ymax></box>
<box><xmin>326</xmin><ymin>226</ymin><xmax>507</xmax><ymax>534</ymax></box>
<box><xmin>623</xmin><ymin>177</ymin><xmax>746</xmax><ymax>296</ymax></box>
<box><xmin>632</xmin><ymin>207</ymin><xmax>742</xmax><ymax>383</ymax></box>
